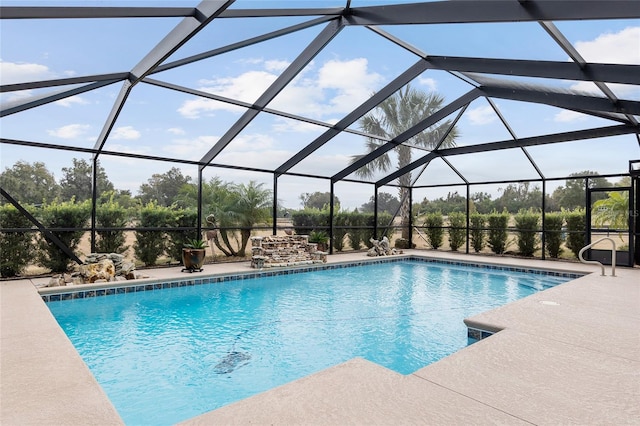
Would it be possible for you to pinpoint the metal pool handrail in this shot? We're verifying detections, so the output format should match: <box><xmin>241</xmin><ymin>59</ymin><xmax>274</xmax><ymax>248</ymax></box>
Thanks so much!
<box><xmin>578</xmin><ymin>237</ymin><xmax>616</xmax><ymax>277</ymax></box>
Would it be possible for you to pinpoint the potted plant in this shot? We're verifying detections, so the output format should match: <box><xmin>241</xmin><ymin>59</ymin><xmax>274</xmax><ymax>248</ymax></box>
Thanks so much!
<box><xmin>309</xmin><ymin>230</ymin><xmax>330</xmax><ymax>252</ymax></box>
<box><xmin>182</xmin><ymin>238</ymin><xmax>207</xmax><ymax>272</ymax></box>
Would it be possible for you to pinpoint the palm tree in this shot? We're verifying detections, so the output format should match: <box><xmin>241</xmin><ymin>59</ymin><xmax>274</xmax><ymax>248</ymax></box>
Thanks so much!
<box><xmin>230</xmin><ymin>181</ymin><xmax>273</xmax><ymax>256</ymax></box>
<box><xmin>205</xmin><ymin>180</ymin><xmax>272</xmax><ymax>257</ymax></box>
<box><xmin>592</xmin><ymin>190</ymin><xmax>629</xmax><ymax>242</ymax></box>
<box><xmin>201</xmin><ymin>179</ymin><xmax>272</xmax><ymax>257</ymax></box>
<box><xmin>351</xmin><ymin>85</ymin><xmax>458</xmax><ymax>240</ymax></box>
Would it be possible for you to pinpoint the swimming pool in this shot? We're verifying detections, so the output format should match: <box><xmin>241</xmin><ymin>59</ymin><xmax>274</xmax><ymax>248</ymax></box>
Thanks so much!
<box><xmin>46</xmin><ymin>258</ymin><xmax>577</xmax><ymax>425</ymax></box>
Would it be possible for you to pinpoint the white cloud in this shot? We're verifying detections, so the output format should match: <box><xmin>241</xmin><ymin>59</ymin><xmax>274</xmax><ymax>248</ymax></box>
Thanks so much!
<box><xmin>417</xmin><ymin>77</ymin><xmax>438</xmax><ymax>91</ymax></box>
<box><xmin>178</xmin><ymin>98</ymin><xmax>226</xmax><ymax>119</ymax></box>
<box><xmin>565</xmin><ymin>27</ymin><xmax>640</xmax><ymax>97</ymax></box>
<box><xmin>265</xmin><ymin>59</ymin><xmax>290</xmax><ymax>72</ymax></box>
<box><xmin>291</xmin><ymin>152</ymin><xmax>352</xmax><ymax>177</ymax></box>
<box><xmin>177</xmin><ymin>57</ymin><xmax>383</xmax><ymax>120</ymax></box>
<box><xmin>569</xmin><ymin>79</ymin><xmax>639</xmax><ymax>97</ymax></box>
<box><xmin>104</xmin><ymin>143</ymin><xmax>150</xmax><ymax>156</ymax></box>
<box><xmin>203</xmin><ymin>70</ymin><xmax>277</xmax><ymax>103</ymax></box>
<box><xmin>466</xmin><ymin>105</ymin><xmax>497</xmax><ymax>125</ymax></box>
<box><xmin>231</xmin><ymin>133</ymin><xmax>277</xmax><ymax>151</ymax></box>
<box><xmin>47</xmin><ymin>123</ymin><xmax>90</xmax><ymax>139</ymax></box>
<box><xmin>163</xmin><ymin>135</ymin><xmax>219</xmax><ymax>159</ymax></box>
<box><xmin>0</xmin><ymin>89</ymin><xmax>33</xmax><ymax>104</ymax></box>
<box><xmin>217</xmin><ymin>148</ymin><xmax>292</xmax><ymax>169</ymax></box>
<box><xmin>167</xmin><ymin>127</ymin><xmax>186</xmax><ymax>135</ymax></box>
<box><xmin>178</xmin><ymin>70</ymin><xmax>276</xmax><ymax>118</ymax></box>
<box><xmin>574</xmin><ymin>27</ymin><xmax>640</xmax><ymax>65</ymax></box>
<box><xmin>567</xmin><ymin>81</ymin><xmax>601</xmax><ymax>95</ymax></box>
<box><xmin>0</xmin><ymin>60</ymin><xmax>53</xmax><ymax>84</ymax></box>
<box><xmin>272</xmin><ymin>118</ymin><xmax>325</xmax><ymax>133</ymax></box>
<box><xmin>315</xmin><ymin>58</ymin><xmax>383</xmax><ymax>113</ymax></box>
<box><xmin>111</xmin><ymin>126</ymin><xmax>141</xmax><ymax>140</ymax></box>
<box><xmin>101</xmin><ymin>144</ymin><xmax>153</xmax><ymax>167</ymax></box>
<box><xmin>236</xmin><ymin>57</ymin><xmax>264</xmax><ymax>66</ymax></box>
<box><xmin>554</xmin><ymin>110</ymin><xmax>589</xmax><ymax>123</ymax></box>
<box><xmin>55</xmin><ymin>95</ymin><xmax>89</xmax><ymax>107</ymax></box>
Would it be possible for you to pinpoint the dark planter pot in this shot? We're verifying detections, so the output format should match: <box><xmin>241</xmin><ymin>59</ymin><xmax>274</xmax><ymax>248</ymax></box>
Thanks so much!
<box><xmin>182</xmin><ymin>248</ymin><xmax>206</xmax><ymax>272</ymax></box>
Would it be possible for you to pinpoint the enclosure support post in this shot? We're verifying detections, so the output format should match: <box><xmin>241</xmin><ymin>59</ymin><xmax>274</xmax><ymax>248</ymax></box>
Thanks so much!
<box><xmin>408</xmin><ymin>187</ymin><xmax>413</xmax><ymax>246</ymax></box>
<box><xmin>273</xmin><ymin>174</ymin><xmax>278</xmax><ymax>236</ymax></box>
<box><xmin>329</xmin><ymin>181</ymin><xmax>335</xmax><ymax>254</ymax></box>
<box><xmin>90</xmin><ymin>156</ymin><xmax>98</xmax><ymax>253</ymax></box>
<box><xmin>197</xmin><ymin>166</ymin><xmax>203</xmax><ymax>238</ymax></box>
<box><xmin>373</xmin><ymin>186</ymin><xmax>379</xmax><ymax>239</ymax></box>
<box><xmin>585</xmin><ymin>176</ymin><xmax>592</xmax><ymax>248</ymax></box>
<box><xmin>541</xmin><ymin>179</ymin><xmax>546</xmax><ymax>260</ymax></box>
<box><xmin>466</xmin><ymin>183</ymin><xmax>470</xmax><ymax>254</ymax></box>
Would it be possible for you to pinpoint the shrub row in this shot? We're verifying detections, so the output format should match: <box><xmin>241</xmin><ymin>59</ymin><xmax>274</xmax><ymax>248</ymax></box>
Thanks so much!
<box><xmin>291</xmin><ymin>210</ymin><xmax>393</xmax><ymax>251</ymax></box>
<box><xmin>0</xmin><ymin>201</ymin><xmax>588</xmax><ymax>277</ymax></box>
<box><xmin>421</xmin><ymin>209</ymin><xmax>587</xmax><ymax>258</ymax></box>
<box><xmin>0</xmin><ymin>200</ymin><xmax>203</xmax><ymax>276</ymax></box>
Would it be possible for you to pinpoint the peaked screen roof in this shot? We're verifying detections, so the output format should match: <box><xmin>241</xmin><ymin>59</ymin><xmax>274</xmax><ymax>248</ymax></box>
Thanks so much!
<box><xmin>1</xmin><ymin>0</ymin><xmax>639</xmax><ymax>208</ymax></box>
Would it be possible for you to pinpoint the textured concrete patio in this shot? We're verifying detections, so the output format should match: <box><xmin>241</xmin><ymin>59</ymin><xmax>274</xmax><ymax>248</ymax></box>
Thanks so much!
<box><xmin>2</xmin><ymin>251</ymin><xmax>638</xmax><ymax>425</ymax></box>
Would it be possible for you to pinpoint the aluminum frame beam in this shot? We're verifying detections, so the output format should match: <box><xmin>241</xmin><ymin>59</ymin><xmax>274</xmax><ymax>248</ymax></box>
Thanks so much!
<box><xmin>332</xmin><ymin>88</ymin><xmax>482</xmax><ymax>182</ymax></box>
<box><xmin>0</xmin><ymin>7</ymin><xmax>197</xmax><ymax>19</ymax></box>
<box><xmin>275</xmin><ymin>58</ymin><xmax>433</xmax><ymax>175</ymax></box>
<box><xmin>0</xmin><ymin>6</ymin><xmax>344</xmax><ymax>20</ymax></box>
<box><xmin>199</xmin><ymin>18</ymin><xmax>345</xmax><ymax>165</ymax></box>
<box><xmin>420</xmin><ymin>56</ymin><xmax>640</xmax><ymax>86</ymax></box>
<box><xmin>540</xmin><ymin>20</ymin><xmax>638</xmax><ymax>126</ymax></box>
<box><xmin>347</xmin><ymin>1</ymin><xmax>640</xmax><ymax>25</ymax></box>
<box><xmin>142</xmin><ymin>78</ymin><xmax>385</xmax><ymax>142</ymax></box>
<box><xmin>0</xmin><ymin>187</ymin><xmax>83</xmax><ymax>265</ymax></box>
<box><xmin>486</xmin><ymin>97</ymin><xmax>545</xmax><ymax>179</ymax></box>
<box><xmin>153</xmin><ymin>15</ymin><xmax>335</xmax><ymax>74</ymax></box>
<box><xmin>92</xmin><ymin>0</ymin><xmax>234</xmax><ymax>153</ymax></box>
<box><xmin>130</xmin><ymin>1</ymin><xmax>235</xmax><ymax>82</ymax></box>
<box><xmin>480</xmin><ymin>85</ymin><xmax>640</xmax><ymax>116</ymax></box>
<box><xmin>0</xmin><ymin>72</ymin><xmax>130</xmax><ymax>93</ymax></box>
<box><xmin>378</xmin><ymin>124</ymin><xmax>639</xmax><ymax>186</ymax></box>
<box><xmin>1</xmin><ymin>79</ymin><xmax>121</xmax><ymax>117</ymax></box>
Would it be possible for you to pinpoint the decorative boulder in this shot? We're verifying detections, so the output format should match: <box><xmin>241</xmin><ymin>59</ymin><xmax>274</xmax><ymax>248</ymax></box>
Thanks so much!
<box><xmin>82</xmin><ymin>259</ymin><xmax>116</xmax><ymax>283</ymax></box>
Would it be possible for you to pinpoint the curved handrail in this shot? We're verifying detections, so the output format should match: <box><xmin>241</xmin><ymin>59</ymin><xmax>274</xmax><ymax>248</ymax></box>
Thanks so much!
<box><xmin>578</xmin><ymin>237</ymin><xmax>617</xmax><ymax>277</ymax></box>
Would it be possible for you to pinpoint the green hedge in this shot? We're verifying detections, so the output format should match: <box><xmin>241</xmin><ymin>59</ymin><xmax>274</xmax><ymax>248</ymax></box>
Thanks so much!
<box><xmin>487</xmin><ymin>210</ymin><xmax>509</xmax><ymax>254</ymax></box>
<box><xmin>470</xmin><ymin>213</ymin><xmax>486</xmax><ymax>253</ymax></box>
<box><xmin>166</xmin><ymin>208</ymin><xmax>199</xmax><ymax>263</ymax></box>
<box><xmin>134</xmin><ymin>202</ymin><xmax>174</xmax><ymax>266</ymax></box>
<box><xmin>514</xmin><ymin>209</ymin><xmax>540</xmax><ymax>257</ymax></box>
<box><xmin>291</xmin><ymin>210</ymin><xmax>392</xmax><ymax>251</ymax></box>
<box><xmin>565</xmin><ymin>208</ymin><xmax>586</xmax><ymax>258</ymax></box>
<box><xmin>37</xmin><ymin>199</ymin><xmax>91</xmax><ymax>272</ymax></box>
<box><xmin>424</xmin><ymin>212</ymin><xmax>444</xmax><ymax>249</ymax></box>
<box><xmin>95</xmin><ymin>199</ymin><xmax>129</xmax><ymax>254</ymax></box>
<box><xmin>291</xmin><ymin>210</ymin><xmax>329</xmax><ymax>236</ymax></box>
<box><xmin>0</xmin><ymin>204</ymin><xmax>36</xmax><ymax>277</ymax></box>
<box><xmin>448</xmin><ymin>212</ymin><xmax>466</xmax><ymax>252</ymax></box>
<box><xmin>347</xmin><ymin>212</ymin><xmax>368</xmax><ymax>250</ymax></box>
<box><xmin>332</xmin><ymin>213</ymin><xmax>349</xmax><ymax>252</ymax></box>
<box><xmin>544</xmin><ymin>212</ymin><xmax>564</xmax><ymax>258</ymax></box>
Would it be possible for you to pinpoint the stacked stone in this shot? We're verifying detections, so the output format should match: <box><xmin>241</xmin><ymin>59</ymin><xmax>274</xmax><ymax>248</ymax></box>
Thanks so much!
<box><xmin>250</xmin><ymin>235</ymin><xmax>326</xmax><ymax>269</ymax></box>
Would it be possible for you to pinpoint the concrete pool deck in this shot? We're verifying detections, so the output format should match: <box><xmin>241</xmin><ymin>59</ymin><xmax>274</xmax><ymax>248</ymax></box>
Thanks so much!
<box><xmin>1</xmin><ymin>250</ymin><xmax>638</xmax><ymax>425</ymax></box>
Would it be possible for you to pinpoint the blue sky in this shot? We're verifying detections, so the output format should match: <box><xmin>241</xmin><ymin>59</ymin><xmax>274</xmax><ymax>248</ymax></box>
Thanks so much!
<box><xmin>1</xmin><ymin>1</ymin><xmax>639</xmax><ymax>209</ymax></box>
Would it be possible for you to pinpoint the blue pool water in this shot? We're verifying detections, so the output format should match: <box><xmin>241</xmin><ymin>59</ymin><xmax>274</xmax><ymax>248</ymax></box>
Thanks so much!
<box><xmin>47</xmin><ymin>260</ymin><xmax>573</xmax><ymax>425</ymax></box>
